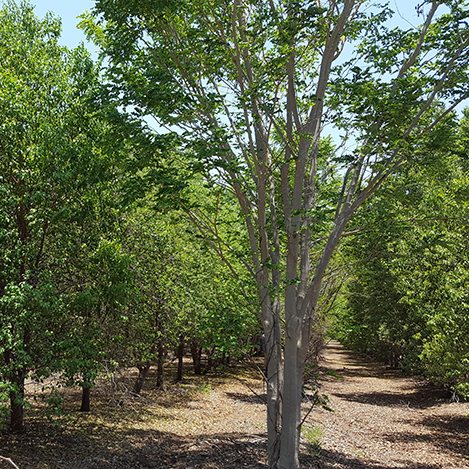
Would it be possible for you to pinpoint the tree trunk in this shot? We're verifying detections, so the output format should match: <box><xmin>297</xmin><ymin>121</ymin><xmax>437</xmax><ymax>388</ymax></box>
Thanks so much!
<box><xmin>80</xmin><ymin>386</ymin><xmax>91</xmax><ymax>412</ymax></box>
<box><xmin>205</xmin><ymin>346</ymin><xmax>216</xmax><ymax>373</ymax></box>
<box><xmin>133</xmin><ymin>363</ymin><xmax>152</xmax><ymax>395</ymax></box>
<box><xmin>156</xmin><ymin>342</ymin><xmax>165</xmax><ymax>390</ymax></box>
<box><xmin>263</xmin><ymin>297</ymin><xmax>283</xmax><ymax>469</ymax></box>
<box><xmin>9</xmin><ymin>371</ymin><xmax>25</xmax><ymax>432</ymax></box>
<box><xmin>191</xmin><ymin>339</ymin><xmax>203</xmax><ymax>375</ymax></box>
<box><xmin>176</xmin><ymin>336</ymin><xmax>184</xmax><ymax>382</ymax></box>
<box><xmin>278</xmin><ymin>335</ymin><xmax>302</xmax><ymax>469</ymax></box>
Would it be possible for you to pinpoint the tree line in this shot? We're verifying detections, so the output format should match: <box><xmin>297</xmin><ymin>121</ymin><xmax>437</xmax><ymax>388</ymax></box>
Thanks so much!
<box><xmin>0</xmin><ymin>0</ymin><xmax>258</xmax><ymax>434</ymax></box>
<box><xmin>1</xmin><ymin>1</ymin><xmax>469</xmax><ymax>468</ymax></box>
<box><xmin>332</xmin><ymin>108</ymin><xmax>469</xmax><ymax>400</ymax></box>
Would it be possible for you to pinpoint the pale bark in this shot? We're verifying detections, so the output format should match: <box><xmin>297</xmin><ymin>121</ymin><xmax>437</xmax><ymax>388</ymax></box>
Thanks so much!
<box><xmin>93</xmin><ymin>0</ymin><xmax>469</xmax><ymax>467</ymax></box>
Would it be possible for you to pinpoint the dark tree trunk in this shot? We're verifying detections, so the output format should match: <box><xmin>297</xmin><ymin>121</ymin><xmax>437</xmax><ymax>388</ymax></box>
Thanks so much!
<box><xmin>156</xmin><ymin>342</ymin><xmax>165</xmax><ymax>390</ymax></box>
<box><xmin>205</xmin><ymin>346</ymin><xmax>216</xmax><ymax>373</ymax></box>
<box><xmin>133</xmin><ymin>363</ymin><xmax>152</xmax><ymax>395</ymax></box>
<box><xmin>80</xmin><ymin>387</ymin><xmax>91</xmax><ymax>412</ymax></box>
<box><xmin>191</xmin><ymin>339</ymin><xmax>203</xmax><ymax>375</ymax></box>
<box><xmin>176</xmin><ymin>336</ymin><xmax>184</xmax><ymax>383</ymax></box>
<box><xmin>9</xmin><ymin>371</ymin><xmax>25</xmax><ymax>432</ymax></box>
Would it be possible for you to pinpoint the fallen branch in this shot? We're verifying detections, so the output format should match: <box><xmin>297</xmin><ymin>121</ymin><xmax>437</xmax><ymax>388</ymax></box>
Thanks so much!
<box><xmin>0</xmin><ymin>456</ymin><xmax>20</xmax><ymax>469</ymax></box>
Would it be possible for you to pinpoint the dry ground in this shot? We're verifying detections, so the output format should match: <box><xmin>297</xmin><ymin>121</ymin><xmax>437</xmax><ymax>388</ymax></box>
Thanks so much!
<box><xmin>314</xmin><ymin>342</ymin><xmax>469</xmax><ymax>469</ymax></box>
<box><xmin>1</xmin><ymin>343</ymin><xmax>468</xmax><ymax>468</ymax></box>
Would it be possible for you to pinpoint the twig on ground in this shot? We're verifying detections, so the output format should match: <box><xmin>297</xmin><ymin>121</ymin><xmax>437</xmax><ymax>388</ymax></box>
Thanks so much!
<box><xmin>236</xmin><ymin>377</ymin><xmax>267</xmax><ymax>404</ymax></box>
<box><xmin>0</xmin><ymin>456</ymin><xmax>20</xmax><ymax>469</ymax></box>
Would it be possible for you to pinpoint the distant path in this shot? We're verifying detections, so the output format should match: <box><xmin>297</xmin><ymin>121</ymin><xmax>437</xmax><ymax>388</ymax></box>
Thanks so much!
<box><xmin>305</xmin><ymin>341</ymin><xmax>469</xmax><ymax>469</ymax></box>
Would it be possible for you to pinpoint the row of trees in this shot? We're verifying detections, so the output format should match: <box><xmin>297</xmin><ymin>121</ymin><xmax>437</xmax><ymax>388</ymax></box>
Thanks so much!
<box><xmin>0</xmin><ymin>1</ymin><xmax>258</xmax><ymax>434</ymax></box>
<box><xmin>333</xmin><ymin>109</ymin><xmax>469</xmax><ymax>399</ymax></box>
<box><xmin>1</xmin><ymin>0</ymin><xmax>469</xmax><ymax>468</ymax></box>
<box><xmin>81</xmin><ymin>0</ymin><xmax>469</xmax><ymax>467</ymax></box>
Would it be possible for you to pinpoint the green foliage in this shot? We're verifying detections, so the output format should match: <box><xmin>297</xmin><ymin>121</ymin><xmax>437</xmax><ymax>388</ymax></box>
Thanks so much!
<box><xmin>302</xmin><ymin>425</ymin><xmax>323</xmax><ymax>457</ymax></box>
<box><xmin>334</xmin><ymin>112</ymin><xmax>469</xmax><ymax>395</ymax></box>
<box><xmin>0</xmin><ymin>1</ymin><xmax>137</xmax><ymax>428</ymax></box>
<box><xmin>118</xmin><ymin>198</ymin><xmax>259</xmax><ymax>372</ymax></box>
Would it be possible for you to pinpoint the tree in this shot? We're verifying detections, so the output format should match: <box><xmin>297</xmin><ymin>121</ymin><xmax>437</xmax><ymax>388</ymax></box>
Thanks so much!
<box><xmin>0</xmin><ymin>0</ymin><xmax>135</xmax><ymax>430</ymax></box>
<box><xmin>335</xmin><ymin>109</ymin><xmax>469</xmax><ymax>398</ymax></box>
<box><xmin>119</xmin><ymin>201</ymin><xmax>258</xmax><ymax>392</ymax></box>
<box><xmin>83</xmin><ymin>1</ymin><xmax>469</xmax><ymax>466</ymax></box>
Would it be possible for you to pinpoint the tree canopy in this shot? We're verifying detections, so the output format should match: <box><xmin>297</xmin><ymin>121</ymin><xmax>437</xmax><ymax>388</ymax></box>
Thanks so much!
<box><xmin>81</xmin><ymin>0</ymin><xmax>469</xmax><ymax>467</ymax></box>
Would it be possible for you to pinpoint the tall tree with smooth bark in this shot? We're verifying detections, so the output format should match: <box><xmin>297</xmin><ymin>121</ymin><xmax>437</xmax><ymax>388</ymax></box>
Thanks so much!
<box><xmin>83</xmin><ymin>0</ymin><xmax>469</xmax><ymax>466</ymax></box>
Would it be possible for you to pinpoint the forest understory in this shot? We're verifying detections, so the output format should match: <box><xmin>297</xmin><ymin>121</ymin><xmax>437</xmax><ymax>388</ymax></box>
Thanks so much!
<box><xmin>1</xmin><ymin>343</ymin><xmax>468</xmax><ymax>469</ymax></box>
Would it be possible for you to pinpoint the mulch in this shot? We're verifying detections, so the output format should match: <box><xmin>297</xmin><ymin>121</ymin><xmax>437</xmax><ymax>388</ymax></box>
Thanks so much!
<box><xmin>1</xmin><ymin>345</ymin><xmax>468</xmax><ymax>468</ymax></box>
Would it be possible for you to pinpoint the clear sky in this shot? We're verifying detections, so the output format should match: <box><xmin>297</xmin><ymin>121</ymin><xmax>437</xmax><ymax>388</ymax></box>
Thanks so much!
<box><xmin>31</xmin><ymin>1</ymin><xmax>95</xmax><ymax>49</ymax></box>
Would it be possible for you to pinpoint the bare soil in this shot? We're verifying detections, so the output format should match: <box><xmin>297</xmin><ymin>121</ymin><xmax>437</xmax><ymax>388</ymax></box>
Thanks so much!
<box><xmin>1</xmin><ymin>343</ymin><xmax>468</xmax><ymax>468</ymax></box>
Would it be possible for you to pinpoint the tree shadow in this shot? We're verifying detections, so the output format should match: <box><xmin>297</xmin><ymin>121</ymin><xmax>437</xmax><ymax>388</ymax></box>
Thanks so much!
<box><xmin>225</xmin><ymin>391</ymin><xmax>267</xmax><ymax>405</ymax></box>
<box><xmin>317</xmin><ymin>448</ymin><xmax>444</xmax><ymax>469</ymax></box>
<box><xmin>379</xmin><ymin>413</ymin><xmax>469</xmax><ymax>461</ymax></box>
<box><xmin>318</xmin><ymin>352</ymin><xmax>396</xmax><ymax>381</ymax></box>
<box><xmin>2</xmin><ymin>419</ymin><xmax>268</xmax><ymax>469</ymax></box>
<box><xmin>330</xmin><ymin>380</ymin><xmax>452</xmax><ymax>409</ymax></box>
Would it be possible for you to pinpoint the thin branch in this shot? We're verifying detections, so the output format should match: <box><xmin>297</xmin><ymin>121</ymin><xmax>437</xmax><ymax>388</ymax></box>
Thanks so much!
<box><xmin>0</xmin><ymin>456</ymin><xmax>20</xmax><ymax>469</ymax></box>
<box><xmin>403</xmin><ymin>34</ymin><xmax>469</xmax><ymax>139</ymax></box>
<box><xmin>396</xmin><ymin>2</ymin><xmax>440</xmax><ymax>83</ymax></box>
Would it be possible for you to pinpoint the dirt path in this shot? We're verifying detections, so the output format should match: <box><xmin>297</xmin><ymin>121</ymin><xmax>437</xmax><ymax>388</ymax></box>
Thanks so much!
<box><xmin>3</xmin><ymin>345</ymin><xmax>469</xmax><ymax>468</ymax></box>
<box><xmin>308</xmin><ymin>341</ymin><xmax>469</xmax><ymax>469</ymax></box>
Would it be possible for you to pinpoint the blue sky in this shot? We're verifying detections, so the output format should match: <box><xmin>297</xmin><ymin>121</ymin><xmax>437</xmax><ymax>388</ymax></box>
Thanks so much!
<box><xmin>0</xmin><ymin>1</ymin><xmax>430</xmax><ymax>54</ymax></box>
<box><xmin>2</xmin><ymin>0</ymin><xmax>429</xmax><ymax>52</ymax></box>
<box><xmin>31</xmin><ymin>1</ymin><xmax>95</xmax><ymax>49</ymax></box>
<box><xmin>1</xmin><ymin>0</ymin><xmax>96</xmax><ymax>51</ymax></box>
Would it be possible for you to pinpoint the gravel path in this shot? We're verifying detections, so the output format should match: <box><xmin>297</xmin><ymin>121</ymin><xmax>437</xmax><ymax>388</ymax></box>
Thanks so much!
<box><xmin>3</xmin><ymin>344</ymin><xmax>469</xmax><ymax>468</ymax></box>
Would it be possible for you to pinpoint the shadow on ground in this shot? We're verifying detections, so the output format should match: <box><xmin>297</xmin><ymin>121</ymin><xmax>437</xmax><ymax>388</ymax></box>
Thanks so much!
<box><xmin>317</xmin><ymin>449</ymin><xmax>444</xmax><ymax>469</ymax></box>
<box><xmin>2</xmin><ymin>421</ymin><xmax>268</xmax><ymax>469</ymax></box>
<box><xmin>225</xmin><ymin>392</ymin><xmax>267</xmax><ymax>405</ymax></box>
<box><xmin>330</xmin><ymin>381</ymin><xmax>452</xmax><ymax>410</ymax></box>
<box><xmin>380</xmin><ymin>413</ymin><xmax>469</xmax><ymax>461</ymax></box>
